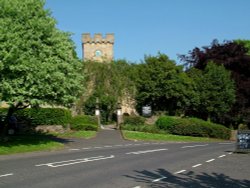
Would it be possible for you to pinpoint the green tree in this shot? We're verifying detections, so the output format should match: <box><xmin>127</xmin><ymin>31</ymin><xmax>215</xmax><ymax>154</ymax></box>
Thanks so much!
<box><xmin>82</xmin><ymin>60</ymin><xmax>136</xmax><ymax>123</ymax></box>
<box><xmin>189</xmin><ymin>62</ymin><xmax>236</xmax><ymax>121</ymax></box>
<box><xmin>0</xmin><ymin>0</ymin><xmax>83</xmax><ymax>136</ymax></box>
<box><xmin>135</xmin><ymin>53</ymin><xmax>195</xmax><ymax>115</ymax></box>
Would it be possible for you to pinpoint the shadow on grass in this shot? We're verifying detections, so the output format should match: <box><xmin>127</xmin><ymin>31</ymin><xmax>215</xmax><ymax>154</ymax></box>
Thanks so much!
<box><xmin>0</xmin><ymin>133</ymin><xmax>73</xmax><ymax>147</ymax></box>
<box><xmin>125</xmin><ymin>168</ymin><xmax>250</xmax><ymax>188</ymax></box>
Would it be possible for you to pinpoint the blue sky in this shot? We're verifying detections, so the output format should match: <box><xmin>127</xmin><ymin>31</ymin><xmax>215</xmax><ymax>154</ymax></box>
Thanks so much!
<box><xmin>45</xmin><ymin>0</ymin><xmax>250</xmax><ymax>64</ymax></box>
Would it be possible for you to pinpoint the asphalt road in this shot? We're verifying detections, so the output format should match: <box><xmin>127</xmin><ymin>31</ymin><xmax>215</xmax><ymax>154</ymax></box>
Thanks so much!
<box><xmin>0</xmin><ymin>130</ymin><xmax>249</xmax><ymax>188</ymax></box>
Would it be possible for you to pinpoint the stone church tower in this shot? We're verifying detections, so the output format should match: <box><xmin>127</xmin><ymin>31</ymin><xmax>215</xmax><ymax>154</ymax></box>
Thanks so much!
<box><xmin>82</xmin><ymin>33</ymin><xmax>114</xmax><ymax>62</ymax></box>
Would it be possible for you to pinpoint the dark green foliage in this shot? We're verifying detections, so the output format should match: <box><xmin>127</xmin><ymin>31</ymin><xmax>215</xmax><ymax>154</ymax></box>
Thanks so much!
<box><xmin>0</xmin><ymin>108</ymin><xmax>72</xmax><ymax>127</ymax></box>
<box><xmin>180</xmin><ymin>40</ymin><xmax>250</xmax><ymax>126</ymax></box>
<box><xmin>121</xmin><ymin>124</ymin><xmax>165</xmax><ymax>134</ymax></box>
<box><xmin>82</xmin><ymin>60</ymin><xmax>136</xmax><ymax>123</ymax></box>
<box><xmin>70</xmin><ymin>115</ymin><xmax>98</xmax><ymax>131</ymax></box>
<box><xmin>15</xmin><ymin>108</ymin><xmax>72</xmax><ymax>127</ymax></box>
<box><xmin>134</xmin><ymin>53</ymin><xmax>195</xmax><ymax>115</ymax></box>
<box><xmin>123</xmin><ymin>116</ymin><xmax>146</xmax><ymax>126</ymax></box>
<box><xmin>156</xmin><ymin>116</ymin><xmax>231</xmax><ymax>139</ymax></box>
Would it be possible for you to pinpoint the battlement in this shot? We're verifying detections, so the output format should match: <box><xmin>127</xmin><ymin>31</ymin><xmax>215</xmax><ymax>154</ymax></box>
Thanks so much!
<box><xmin>82</xmin><ymin>33</ymin><xmax>114</xmax><ymax>44</ymax></box>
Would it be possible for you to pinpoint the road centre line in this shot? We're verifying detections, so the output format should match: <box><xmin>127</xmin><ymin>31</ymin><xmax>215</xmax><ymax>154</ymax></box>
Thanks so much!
<box><xmin>206</xmin><ymin>159</ymin><xmax>215</xmax><ymax>163</ymax></box>
<box><xmin>126</xmin><ymin>148</ymin><xmax>168</xmax><ymax>155</ymax></box>
<box><xmin>218</xmin><ymin>155</ymin><xmax>226</xmax><ymax>158</ymax></box>
<box><xmin>36</xmin><ymin>155</ymin><xmax>114</xmax><ymax>168</ymax></box>
<box><xmin>219</xmin><ymin>142</ymin><xmax>233</xmax><ymax>145</ymax></box>
<box><xmin>152</xmin><ymin>176</ymin><xmax>167</xmax><ymax>182</ymax></box>
<box><xmin>104</xmin><ymin>145</ymin><xmax>112</xmax><ymax>147</ymax></box>
<box><xmin>82</xmin><ymin>147</ymin><xmax>91</xmax><ymax>150</ymax></box>
<box><xmin>69</xmin><ymin>149</ymin><xmax>80</xmax><ymax>151</ymax></box>
<box><xmin>174</xmin><ymin>170</ymin><xmax>186</xmax><ymax>174</ymax></box>
<box><xmin>181</xmin><ymin>144</ymin><xmax>208</xmax><ymax>148</ymax></box>
<box><xmin>192</xmin><ymin>164</ymin><xmax>202</xmax><ymax>168</ymax></box>
<box><xmin>0</xmin><ymin>173</ymin><xmax>13</xmax><ymax>178</ymax></box>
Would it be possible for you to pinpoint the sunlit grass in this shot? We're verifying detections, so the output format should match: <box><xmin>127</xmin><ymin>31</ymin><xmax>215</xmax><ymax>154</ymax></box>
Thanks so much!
<box><xmin>122</xmin><ymin>131</ymin><xmax>224</xmax><ymax>142</ymax></box>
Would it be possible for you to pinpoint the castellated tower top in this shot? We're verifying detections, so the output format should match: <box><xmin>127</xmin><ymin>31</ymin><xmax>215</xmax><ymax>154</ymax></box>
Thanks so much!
<box><xmin>82</xmin><ymin>33</ymin><xmax>114</xmax><ymax>44</ymax></box>
<box><xmin>82</xmin><ymin>33</ymin><xmax>114</xmax><ymax>62</ymax></box>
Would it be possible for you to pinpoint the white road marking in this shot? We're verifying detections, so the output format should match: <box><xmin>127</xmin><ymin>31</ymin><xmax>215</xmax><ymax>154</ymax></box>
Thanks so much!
<box><xmin>218</xmin><ymin>155</ymin><xmax>226</xmax><ymax>158</ymax></box>
<box><xmin>69</xmin><ymin>149</ymin><xmax>80</xmax><ymax>151</ymax></box>
<box><xmin>219</xmin><ymin>143</ymin><xmax>233</xmax><ymax>145</ymax></box>
<box><xmin>174</xmin><ymin>170</ymin><xmax>186</xmax><ymax>174</ymax></box>
<box><xmin>181</xmin><ymin>144</ymin><xmax>208</xmax><ymax>148</ymax></box>
<box><xmin>36</xmin><ymin>155</ymin><xmax>115</xmax><ymax>168</ymax></box>
<box><xmin>192</xmin><ymin>164</ymin><xmax>202</xmax><ymax>168</ymax></box>
<box><xmin>133</xmin><ymin>186</ymin><xmax>141</xmax><ymax>188</ymax></box>
<box><xmin>82</xmin><ymin>147</ymin><xmax>91</xmax><ymax>150</ymax></box>
<box><xmin>0</xmin><ymin>173</ymin><xmax>13</xmax><ymax>178</ymax></box>
<box><xmin>104</xmin><ymin>145</ymin><xmax>112</xmax><ymax>148</ymax></box>
<box><xmin>126</xmin><ymin>148</ymin><xmax>168</xmax><ymax>155</ymax></box>
<box><xmin>228</xmin><ymin>152</ymin><xmax>233</xmax><ymax>155</ymax></box>
<box><xmin>94</xmin><ymin>147</ymin><xmax>102</xmax><ymax>149</ymax></box>
<box><xmin>206</xmin><ymin>159</ymin><xmax>215</xmax><ymax>163</ymax></box>
<box><xmin>152</xmin><ymin>176</ymin><xmax>167</xmax><ymax>182</ymax></box>
<box><xmin>125</xmin><ymin>144</ymin><xmax>133</xmax><ymax>146</ymax></box>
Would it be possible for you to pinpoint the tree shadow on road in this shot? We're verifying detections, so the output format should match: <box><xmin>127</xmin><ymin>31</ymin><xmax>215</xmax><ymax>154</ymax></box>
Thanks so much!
<box><xmin>125</xmin><ymin>168</ymin><xmax>250</xmax><ymax>188</ymax></box>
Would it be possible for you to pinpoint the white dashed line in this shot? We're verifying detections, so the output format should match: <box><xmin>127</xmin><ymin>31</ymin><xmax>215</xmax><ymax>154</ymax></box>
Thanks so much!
<box><xmin>126</xmin><ymin>148</ymin><xmax>168</xmax><ymax>155</ymax></box>
<box><xmin>104</xmin><ymin>145</ymin><xmax>112</xmax><ymax>148</ymax></box>
<box><xmin>174</xmin><ymin>170</ymin><xmax>186</xmax><ymax>174</ymax></box>
<box><xmin>69</xmin><ymin>149</ymin><xmax>80</xmax><ymax>151</ymax></box>
<box><xmin>192</xmin><ymin>164</ymin><xmax>202</xmax><ymax>168</ymax></box>
<box><xmin>219</xmin><ymin>143</ymin><xmax>233</xmax><ymax>145</ymax></box>
<box><xmin>152</xmin><ymin>176</ymin><xmax>167</xmax><ymax>182</ymax></box>
<box><xmin>133</xmin><ymin>186</ymin><xmax>141</xmax><ymax>188</ymax></box>
<box><xmin>181</xmin><ymin>144</ymin><xmax>208</xmax><ymax>148</ymax></box>
<box><xmin>206</xmin><ymin>159</ymin><xmax>215</xmax><ymax>163</ymax></box>
<box><xmin>94</xmin><ymin>147</ymin><xmax>102</xmax><ymax>149</ymax></box>
<box><xmin>228</xmin><ymin>152</ymin><xmax>233</xmax><ymax>155</ymax></box>
<box><xmin>0</xmin><ymin>173</ymin><xmax>13</xmax><ymax>178</ymax></box>
<box><xmin>82</xmin><ymin>147</ymin><xmax>91</xmax><ymax>150</ymax></box>
<box><xmin>218</xmin><ymin>155</ymin><xmax>226</xmax><ymax>158</ymax></box>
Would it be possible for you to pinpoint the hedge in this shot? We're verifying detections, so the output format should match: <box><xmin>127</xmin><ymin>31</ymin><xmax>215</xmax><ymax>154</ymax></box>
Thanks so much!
<box><xmin>156</xmin><ymin>116</ymin><xmax>231</xmax><ymax>139</ymax></box>
<box><xmin>121</xmin><ymin>124</ymin><xmax>165</xmax><ymax>134</ymax></box>
<box><xmin>70</xmin><ymin>115</ymin><xmax>98</xmax><ymax>131</ymax></box>
<box><xmin>0</xmin><ymin>108</ymin><xmax>72</xmax><ymax>127</ymax></box>
<box><xmin>123</xmin><ymin>116</ymin><xmax>146</xmax><ymax>126</ymax></box>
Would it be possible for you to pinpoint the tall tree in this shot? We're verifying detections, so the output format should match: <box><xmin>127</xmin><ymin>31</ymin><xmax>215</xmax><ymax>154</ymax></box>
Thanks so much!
<box><xmin>180</xmin><ymin>40</ymin><xmax>250</xmax><ymax>127</ymax></box>
<box><xmin>82</xmin><ymin>60</ymin><xmax>136</xmax><ymax>123</ymax></box>
<box><xmin>135</xmin><ymin>53</ymin><xmax>195</xmax><ymax>115</ymax></box>
<box><xmin>0</xmin><ymin>0</ymin><xmax>83</xmax><ymax>136</ymax></box>
<box><xmin>188</xmin><ymin>62</ymin><xmax>235</xmax><ymax>121</ymax></box>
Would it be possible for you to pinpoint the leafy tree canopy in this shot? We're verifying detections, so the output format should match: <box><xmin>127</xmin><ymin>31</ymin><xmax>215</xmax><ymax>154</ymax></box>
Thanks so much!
<box><xmin>0</xmin><ymin>0</ymin><xmax>83</xmax><ymax>137</ymax></box>
<box><xmin>135</xmin><ymin>53</ymin><xmax>195</xmax><ymax>115</ymax></box>
<box><xmin>0</xmin><ymin>0</ymin><xmax>82</xmax><ymax>110</ymax></box>
<box><xmin>187</xmin><ymin>62</ymin><xmax>235</xmax><ymax>121</ymax></box>
<box><xmin>179</xmin><ymin>40</ymin><xmax>250</xmax><ymax>125</ymax></box>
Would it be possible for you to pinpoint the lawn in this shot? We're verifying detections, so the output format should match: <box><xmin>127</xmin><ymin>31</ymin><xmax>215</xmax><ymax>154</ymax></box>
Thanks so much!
<box><xmin>122</xmin><ymin>130</ymin><xmax>224</xmax><ymax>142</ymax></box>
<box><xmin>0</xmin><ymin>131</ymin><xmax>96</xmax><ymax>155</ymax></box>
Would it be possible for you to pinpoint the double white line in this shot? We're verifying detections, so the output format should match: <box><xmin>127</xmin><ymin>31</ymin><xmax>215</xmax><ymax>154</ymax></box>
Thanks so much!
<box><xmin>36</xmin><ymin>155</ymin><xmax>114</xmax><ymax>168</ymax></box>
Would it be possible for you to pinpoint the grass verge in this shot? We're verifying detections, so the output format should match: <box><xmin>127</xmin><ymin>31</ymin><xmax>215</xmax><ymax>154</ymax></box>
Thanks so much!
<box><xmin>122</xmin><ymin>130</ymin><xmax>225</xmax><ymax>142</ymax></box>
<box><xmin>0</xmin><ymin>131</ymin><xmax>97</xmax><ymax>155</ymax></box>
<box><xmin>0</xmin><ymin>135</ymin><xmax>64</xmax><ymax>155</ymax></box>
<box><xmin>50</xmin><ymin>130</ymin><xmax>96</xmax><ymax>139</ymax></box>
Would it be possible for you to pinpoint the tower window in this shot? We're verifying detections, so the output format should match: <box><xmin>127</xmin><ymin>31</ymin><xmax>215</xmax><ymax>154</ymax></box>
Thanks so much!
<box><xmin>95</xmin><ymin>50</ymin><xmax>102</xmax><ymax>57</ymax></box>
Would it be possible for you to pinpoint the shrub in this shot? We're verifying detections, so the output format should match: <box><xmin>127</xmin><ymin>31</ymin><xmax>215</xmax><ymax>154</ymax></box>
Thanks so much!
<box><xmin>155</xmin><ymin>116</ymin><xmax>231</xmax><ymax>139</ymax></box>
<box><xmin>123</xmin><ymin>116</ymin><xmax>146</xmax><ymax>125</ymax></box>
<box><xmin>70</xmin><ymin>115</ymin><xmax>98</xmax><ymax>131</ymax></box>
<box><xmin>121</xmin><ymin>124</ymin><xmax>165</xmax><ymax>134</ymax></box>
<box><xmin>15</xmin><ymin>108</ymin><xmax>72</xmax><ymax>127</ymax></box>
<box><xmin>0</xmin><ymin>108</ymin><xmax>72</xmax><ymax>127</ymax></box>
